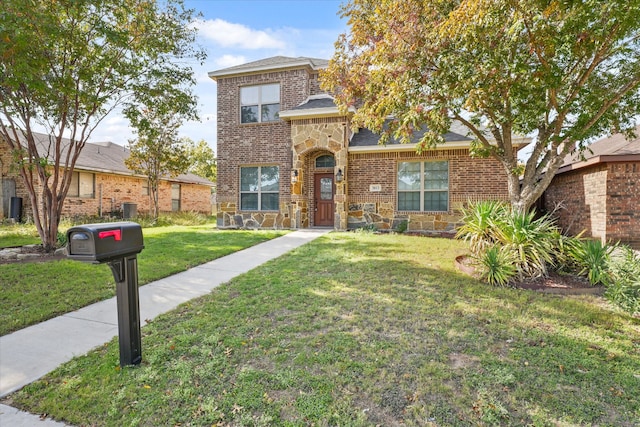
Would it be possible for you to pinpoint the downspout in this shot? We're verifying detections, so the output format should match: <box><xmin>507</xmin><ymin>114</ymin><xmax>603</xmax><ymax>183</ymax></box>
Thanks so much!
<box><xmin>98</xmin><ymin>183</ymin><xmax>103</xmax><ymax>217</ymax></box>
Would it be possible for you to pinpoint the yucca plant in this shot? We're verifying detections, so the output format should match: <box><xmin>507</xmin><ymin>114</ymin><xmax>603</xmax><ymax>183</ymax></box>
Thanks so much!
<box><xmin>474</xmin><ymin>245</ymin><xmax>517</xmax><ymax>286</ymax></box>
<box><xmin>554</xmin><ymin>231</ymin><xmax>586</xmax><ymax>273</ymax></box>
<box><xmin>603</xmin><ymin>246</ymin><xmax>640</xmax><ymax>315</ymax></box>
<box><xmin>456</xmin><ymin>200</ymin><xmax>508</xmax><ymax>254</ymax></box>
<box><xmin>492</xmin><ymin>209</ymin><xmax>560</xmax><ymax>279</ymax></box>
<box><xmin>566</xmin><ymin>239</ymin><xmax>614</xmax><ymax>285</ymax></box>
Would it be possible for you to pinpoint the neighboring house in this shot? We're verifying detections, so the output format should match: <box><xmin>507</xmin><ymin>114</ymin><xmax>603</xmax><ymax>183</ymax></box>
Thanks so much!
<box><xmin>0</xmin><ymin>132</ymin><xmax>214</xmax><ymax>220</ymax></box>
<box><xmin>209</xmin><ymin>56</ymin><xmax>530</xmax><ymax>232</ymax></box>
<box><xmin>544</xmin><ymin>126</ymin><xmax>640</xmax><ymax>249</ymax></box>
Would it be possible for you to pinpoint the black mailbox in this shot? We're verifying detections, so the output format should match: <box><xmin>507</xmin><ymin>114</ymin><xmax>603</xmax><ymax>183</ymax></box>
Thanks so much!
<box><xmin>66</xmin><ymin>221</ymin><xmax>145</xmax><ymax>367</ymax></box>
<box><xmin>67</xmin><ymin>222</ymin><xmax>144</xmax><ymax>263</ymax></box>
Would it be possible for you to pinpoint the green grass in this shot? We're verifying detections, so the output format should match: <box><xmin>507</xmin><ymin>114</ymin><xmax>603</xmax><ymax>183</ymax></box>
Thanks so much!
<box><xmin>0</xmin><ymin>226</ymin><xmax>287</xmax><ymax>335</ymax></box>
<box><xmin>0</xmin><ymin>223</ymin><xmax>41</xmax><ymax>247</ymax></box>
<box><xmin>5</xmin><ymin>233</ymin><xmax>639</xmax><ymax>426</ymax></box>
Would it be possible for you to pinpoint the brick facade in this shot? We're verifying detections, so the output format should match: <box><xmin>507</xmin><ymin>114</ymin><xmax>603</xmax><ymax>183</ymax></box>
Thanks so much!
<box><xmin>346</xmin><ymin>149</ymin><xmax>509</xmax><ymax>232</ymax></box>
<box><xmin>544</xmin><ymin>162</ymin><xmax>640</xmax><ymax>248</ymax></box>
<box><xmin>1</xmin><ymin>140</ymin><xmax>212</xmax><ymax>220</ymax></box>
<box><xmin>212</xmin><ymin>57</ymin><xmax>513</xmax><ymax>233</ymax></box>
<box><xmin>215</xmin><ymin>67</ymin><xmax>321</xmax><ymax>228</ymax></box>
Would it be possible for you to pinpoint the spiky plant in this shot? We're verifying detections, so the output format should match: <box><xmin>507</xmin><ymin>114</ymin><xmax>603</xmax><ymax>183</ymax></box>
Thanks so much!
<box><xmin>456</xmin><ymin>200</ymin><xmax>508</xmax><ymax>254</ymax></box>
<box><xmin>474</xmin><ymin>245</ymin><xmax>517</xmax><ymax>287</ymax></box>
<box><xmin>492</xmin><ymin>209</ymin><xmax>560</xmax><ymax>279</ymax></box>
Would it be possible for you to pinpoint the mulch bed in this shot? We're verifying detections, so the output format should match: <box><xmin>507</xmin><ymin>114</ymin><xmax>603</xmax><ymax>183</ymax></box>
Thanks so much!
<box><xmin>455</xmin><ymin>254</ymin><xmax>604</xmax><ymax>295</ymax></box>
<box><xmin>0</xmin><ymin>245</ymin><xmax>66</xmax><ymax>264</ymax></box>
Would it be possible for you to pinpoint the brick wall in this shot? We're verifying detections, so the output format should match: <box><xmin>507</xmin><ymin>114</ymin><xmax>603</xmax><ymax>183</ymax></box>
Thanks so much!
<box><xmin>214</xmin><ymin>66</ymin><xmax>512</xmax><ymax>233</ymax></box>
<box><xmin>216</xmin><ymin>68</ymin><xmax>315</xmax><ymax>226</ymax></box>
<box><xmin>347</xmin><ymin>149</ymin><xmax>510</xmax><ymax>232</ymax></box>
<box><xmin>606</xmin><ymin>162</ymin><xmax>640</xmax><ymax>248</ymax></box>
<box><xmin>64</xmin><ymin>173</ymin><xmax>211</xmax><ymax>217</ymax></box>
<box><xmin>309</xmin><ymin>72</ymin><xmax>326</xmax><ymax>96</ymax></box>
<box><xmin>545</xmin><ymin>162</ymin><xmax>640</xmax><ymax>248</ymax></box>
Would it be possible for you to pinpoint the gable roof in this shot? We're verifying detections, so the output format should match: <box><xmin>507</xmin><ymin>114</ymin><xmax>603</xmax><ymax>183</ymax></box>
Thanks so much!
<box><xmin>7</xmin><ymin>131</ymin><xmax>214</xmax><ymax>186</ymax></box>
<box><xmin>556</xmin><ymin>125</ymin><xmax>640</xmax><ymax>174</ymax></box>
<box><xmin>278</xmin><ymin>94</ymin><xmax>346</xmax><ymax>120</ymax></box>
<box><xmin>209</xmin><ymin>56</ymin><xmax>328</xmax><ymax>79</ymax></box>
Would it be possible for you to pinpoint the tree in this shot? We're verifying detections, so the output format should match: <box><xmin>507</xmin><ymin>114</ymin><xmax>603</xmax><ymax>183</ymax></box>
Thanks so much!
<box><xmin>322</xmin><ymin>0</ymin><xmax>640</xmax><ymax>213</ymax></box>
<box><xmin>0</xmin><ymin>0</ymin><xmax>204</xmax><ymax>251</ymax></box>
<box><xmin>125</xmin><ymin>109</ymin><xmax>191</xmax><ymax>221</ymax></box>
<box><xmin>185</xmin><ymin>138</ymin><xmax>217</xmax><ymax>184</ymax></box>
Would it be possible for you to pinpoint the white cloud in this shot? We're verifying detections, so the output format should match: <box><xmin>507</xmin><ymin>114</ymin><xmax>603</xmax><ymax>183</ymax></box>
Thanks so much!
<box><xmin>90</xmin><ymin>115</ymin><xmax>134</xmax><ymax>145</ymax></box>
<box><xmin>214</xmin><ymin>54</ymin><xmax>247</xmax><ymax>68</ymax></box>
<box><xmin>194</xmin><ymin>18</ymin><xmax>286</xmax><ymax>50</ymax></box>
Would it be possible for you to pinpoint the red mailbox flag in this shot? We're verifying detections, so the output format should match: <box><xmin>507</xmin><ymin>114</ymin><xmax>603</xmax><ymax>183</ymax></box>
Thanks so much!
<box><xmin>98</xmin><ymin>229</ymin><xmax>122</xmax><ymax>241</ymax></box>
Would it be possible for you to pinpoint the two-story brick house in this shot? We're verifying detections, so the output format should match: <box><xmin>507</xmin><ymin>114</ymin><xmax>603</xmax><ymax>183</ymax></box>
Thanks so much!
<box><xmin>209</xmin><ymin>56</ymin><xmax>529</xmax><ymax>232</ymax></box>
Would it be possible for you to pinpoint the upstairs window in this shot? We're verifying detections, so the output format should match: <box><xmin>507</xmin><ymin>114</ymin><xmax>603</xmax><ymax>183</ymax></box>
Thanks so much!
<box><xmin>240</xmin><ymin>84</ymin><xmax>280</xmax><ymax>123</ymax></box>
<box><xmin>397</xmin><ymin>161</ymin><xmax>449</xmax><ymax>212</ymax></box>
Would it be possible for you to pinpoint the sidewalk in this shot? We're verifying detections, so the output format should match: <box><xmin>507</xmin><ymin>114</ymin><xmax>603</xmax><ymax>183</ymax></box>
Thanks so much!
<box><xmin>0</xmin><ymin>229</ymin><xmax>330</xmax><ymax>426</ymax></box>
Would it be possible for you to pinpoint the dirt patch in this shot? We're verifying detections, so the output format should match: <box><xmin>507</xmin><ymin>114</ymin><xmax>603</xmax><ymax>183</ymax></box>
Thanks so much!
<box><xmin>449</xmin><ymin>352</ymin><xmax>481</xmax><ymax>370</ymax></box>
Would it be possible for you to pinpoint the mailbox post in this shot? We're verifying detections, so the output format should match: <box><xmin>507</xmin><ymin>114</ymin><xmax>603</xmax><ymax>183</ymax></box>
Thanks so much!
<box><xmin>67</xmin><ymin>222</ymin><xmax>144</xmax><ymax>367</ymax></box>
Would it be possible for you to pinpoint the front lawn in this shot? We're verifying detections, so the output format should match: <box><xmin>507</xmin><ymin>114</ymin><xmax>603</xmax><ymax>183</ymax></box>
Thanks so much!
<box><xmin>0</xmin><ymin>223</ymin><xmax>41</xmax><ymax>247</ymax></box>
<box><xmin>6</xmin><ymin>233</ymin><xmax>639</xmax><ymax>426</ymax></box>
<box><xmin>0</xmin><ymin>226</ymin><xmax>287</xmax><ymax>335</ymax></box>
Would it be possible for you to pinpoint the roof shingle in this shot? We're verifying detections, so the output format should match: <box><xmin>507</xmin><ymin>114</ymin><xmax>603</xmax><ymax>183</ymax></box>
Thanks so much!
<box><xmin>558</xmin><ymin>125</ymin><xmax>640</xmax><ymax>172</ymax></box>
<box><xmin>9</xmin><ymin>131</ymin><xmax>214</xmax><ymax>186</ymax></box>
<box><xmin>209</xmin><ymin>56</ymin><xmax>328</xmax><ymax>78</ymax></box>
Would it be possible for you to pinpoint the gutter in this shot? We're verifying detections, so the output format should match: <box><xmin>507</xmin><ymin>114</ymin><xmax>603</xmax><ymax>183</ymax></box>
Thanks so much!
<box><xmin>555</xmin><ymin>154</ymin><xmax>640</xmax><ymax>174</ymax></box>
<box><xmin>348</xmin><ymin>138</ymin><xmax>531</xmax><ymax>154</ymax></box>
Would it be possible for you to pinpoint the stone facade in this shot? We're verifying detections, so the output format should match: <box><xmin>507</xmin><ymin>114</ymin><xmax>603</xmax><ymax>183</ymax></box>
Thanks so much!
<box><xmin>290</xmin><ymin>118</ymin><xmax>349</xmax><ymax>230</ymax></box>
<box><xmin>545</xmin><ymin>161</ymin><xmax>640</xmax><ymax>249</ymax></box>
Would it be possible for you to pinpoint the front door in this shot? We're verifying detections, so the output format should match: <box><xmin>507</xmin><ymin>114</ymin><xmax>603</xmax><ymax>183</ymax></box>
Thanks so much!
<box><xmin>314</xmin><ymin>173</ymin><xmax>334</xmax><ymax>227</ymax></box>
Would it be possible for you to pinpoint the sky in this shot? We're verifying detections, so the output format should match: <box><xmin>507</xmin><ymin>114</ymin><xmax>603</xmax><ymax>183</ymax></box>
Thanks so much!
<box><xmin>89</xmin><ymin>0</ymin><xmax>348</xmax><ymax>152</ymax></box>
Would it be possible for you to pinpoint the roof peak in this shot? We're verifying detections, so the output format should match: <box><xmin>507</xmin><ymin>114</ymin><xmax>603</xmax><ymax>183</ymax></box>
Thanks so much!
<box><xmin>209</xmin><ymin>56</ymin><xmax>329</xmax><ymax>79</ymax></box>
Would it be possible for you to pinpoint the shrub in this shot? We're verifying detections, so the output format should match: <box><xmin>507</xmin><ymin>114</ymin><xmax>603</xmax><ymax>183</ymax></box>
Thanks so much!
<box><xmin>458</xmin><ymin>201</ymin><xmax>561</xmax><ymax>282</ymax></box>
<box><xmin>394</xmin><ymin>220</ymin><xmax>408</xmax><ymax>234</ymax></box>
<box><xmin>135</xmin><ymin>211</ymin><xmax>214</xmax><ymax>227</ymax></box>
<box><xmin>474</xmin><ymin>245</ymin><xmax>517</xmax><ymax>287</ymax></box>
<box><xmin>56</xmin><ymin>231</ymin><xmax>68</xmax><ymax>248</ymax></box>
<box><xmin>494</xmin><ymin>209</ymin><xmax>559</xmax><ymax>279</ymax></box>
<box><xmin>603</xmin><ymin>246</ymin><xmax>640</xmax><ymax>315</ymax></box>
<box><xmin>565</xmin><ymin>239</ymin><xmax>614</xmax><ymax>286</ymax></box>
<box><xmin>354</xmin><ymin>223</ymin><xmax>377</xmax><ymax>233</ymax></box>
<box><xmin>456</xmin><ymin>200</ymin><xmax>507</xmax><ymax>253</ymax></box>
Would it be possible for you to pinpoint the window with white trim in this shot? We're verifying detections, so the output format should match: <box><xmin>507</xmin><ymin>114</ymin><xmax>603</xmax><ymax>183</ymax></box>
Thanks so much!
<box><xmin>397</xmin><ymin>161</ymin><xmax>449</xmax><ymax>211</ymax></box>
<box><xmin>240</xmin><ymin>84</ymin><xmax>280</xmax><ymax>123</ymax></box>
<box><xmin>68</xmin><ymin>171</ymin><xmax>95</xmax><ymax>198</ymax></box>
<box><xmin>240</xmin><ymin>166</ymin><xmax>279</xmax><ymax>210</ymax></box>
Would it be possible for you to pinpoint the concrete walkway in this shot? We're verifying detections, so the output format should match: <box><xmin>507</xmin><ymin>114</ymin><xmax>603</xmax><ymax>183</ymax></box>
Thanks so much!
<box><xmin>0</xmin><ymin>229</ymin><xmax>330</xmax><ymax>426</ymax></box>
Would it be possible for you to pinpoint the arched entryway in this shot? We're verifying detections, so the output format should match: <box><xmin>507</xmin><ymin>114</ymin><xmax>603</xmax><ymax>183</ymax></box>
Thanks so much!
<box><xmin>289</xmin><ymin>118</ymin><xmax>349</xmax><ymax>230</ymax></box>
<box><xmin>313</xmin><ymin>154</ymin><xmax>336</xmax><ymax>227</ymax></box>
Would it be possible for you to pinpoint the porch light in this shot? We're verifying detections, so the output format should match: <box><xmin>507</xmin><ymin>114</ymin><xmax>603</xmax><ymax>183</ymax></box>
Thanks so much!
<box><xmin>291</xmin><ymin>169</ymin><xmax>299</xmax><ymax>184</ymax></box>
<box><xmin>335</xmin><ymin>168</ymin><xmax>344</xmax><ymax>183</ymax></box>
